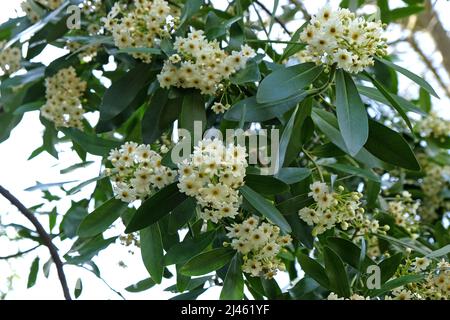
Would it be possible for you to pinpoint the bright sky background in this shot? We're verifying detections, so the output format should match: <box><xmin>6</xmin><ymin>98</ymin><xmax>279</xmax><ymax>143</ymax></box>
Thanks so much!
<box><xmin>0</xmin><ymin>0</ymin><xmax>449</xmax><ymax>300</ymax></box>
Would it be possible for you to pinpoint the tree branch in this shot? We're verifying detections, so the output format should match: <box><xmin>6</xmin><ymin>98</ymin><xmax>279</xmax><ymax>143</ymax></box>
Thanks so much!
<box><xmin>0</xmin><ymin>185</ymin><xmax>71</xmax><ymax>300</ymax></box>
<box><xmin>254</xmin><ymin>0</ymin><xmax>292</xmax><ymax>36</ymax></box>
<box><xmin>0</xmin><ymin>244</ymin><xmax>40</xmax><ymax>260</ymax></box>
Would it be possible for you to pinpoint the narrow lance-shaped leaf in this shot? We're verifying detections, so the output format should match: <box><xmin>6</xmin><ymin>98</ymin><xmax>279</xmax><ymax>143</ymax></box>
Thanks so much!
<box><xmin>140</xmin><ymin>223</ymin><xmax>164</xmax><ymax>284</ymax></box>
<box><xmin>335</xmin><ymin>69</ymin><xmax>368</xmax><ymax>156</ymax></box>
<box><xmin>180</xmin><ymin>247</ymin><xmax>235</xmax><ymax>276</ymax></box>
<box><xmin>220</xmin><ymin>254</ymin><xmax>244</xmax><ymax>300</ymax></box>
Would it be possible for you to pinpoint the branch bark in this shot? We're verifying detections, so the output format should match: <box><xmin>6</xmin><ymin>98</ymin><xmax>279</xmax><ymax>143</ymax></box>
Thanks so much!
<box><xmin>254</xmin><ymin>0</ymin><xmax>292</xmax><ymax>36</ymax></box>
<box><xmin>0</xmin><ymin>185</ymin><xmax>71</xmax><ymax>300</ymax></box>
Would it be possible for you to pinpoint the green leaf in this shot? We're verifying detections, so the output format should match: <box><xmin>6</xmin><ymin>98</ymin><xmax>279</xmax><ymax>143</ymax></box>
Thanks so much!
<box><xmin>275</xmin><ymin>167</ymin><xmax>311</xmax><ymax>184</ymax></box>
<box><xmin>418</xmin><ymin>88</ymin><xmax>431</xmax><ymax>113</ymax></box>
<box><xmin>99</xmin><ymin>64</ymin><xmax>153</xmax><ymax>121</ymax></box>
<box><xmin>389</xmin><ymin>5</ymin><xmax>424</xmax><ymax>21</ymax></box>
<box><xmin>125</xmin><ymin>183</ymin><xmax>187</xmax><ymax>233</ymax></box>
<box><xmin>77</xmin><ymin>198</ymin><xmax>129</xmax><ymax>238</ymax></box>
<box><xmin>60</xmin><ymin>161</ymin><xmax>95</xmax><ymax>174</ymax></box>
<box><xmin>357</xmin><ymin>85</ymin><xmax>426</xmax><ymax>115</ymax></box>
<box><xmin>365</xmin><ymin>120</ymin><xmax>420</xmax><ymax>171</ymax></box>
<box><xmin>168</xmin><ymin>197</ymin><xmax>196</xmax><ymax>234</ymax></box>
<box><xmin>230</xmin><ymin>59</ymin><xmax>261</xmax><ymax>84</ymax></box>
<box><xmin>116</xmin><ymin>47</ymin><xmax>162</xmax><ymax>55</ymax></box>
<box><xmin>163</xmin><ymin>231</ymin><xmax>216</xmax><ymax>266</ymax></box>
<box><xmin>12</xmin><ymin>101</ymin><xmax>44</xmax><ymax>115</ymax></box>
<box><xmin>67</xmin><ymin>175</ymin><xmax>108</xmax><ymax>195</ymax></box>
<box><xmin>425</xmin><ymin>244</ymin><xmax>450</xmax><ymax>259</ymax></box>
<box><xmin>327</xmin><ymin>237</ymin><xmax>375</xmax><ymax>271</ymax></box>
<box><xmin>311</xmin><ymin>108</ymin><xmax>382</xmax><ymax>168</ymax></box>
<box><xmin>369</xmin><ymin>274</ymin><xmax>426</xmax><ymax>297</ymax></box>
<box><xmin>322</xmin><ymin>163</ymin><xmax>379</xmax><ymax>182</ymax></box>
<box><xmin>297</xmin><ymin>253</ymin><xmax>329</xmax><ymax>288</ymax></box>
<box><xmin>61</xmin><ymin>128</ymin><xmax>121</xmax><ymax>156</ymax></box>
<box><xmin>288</xmin><ymin>277</ymin><xmax>320</xmax><ymax>299</ymax></box>
<box><xmin>0</xmin><ymin>113</ymin><xmax>22</xmax><ymax>143</ymax></box>
<box><xmin>142</xmin><ymin>89</ymin><xmax>181</xmax><ymax>144</ymax></box>
<box><xmin>180</xmin><ymin>247</ymin><xmax>235</xmax><ymax>276</ymax></box>
<box><xmin>179</xmin><ymin>0</ymin><xmax>204</xmax><ymax>28</ymax></box>
<box><xmin>335</xmin><ymin>70</ymin><xmax>368</xmax><ymax>156</ymax></box>
<box><xmin>257</xmin><ymin>63</ymin><xmax>323</xmax><ymax>103</ymax></box>
<box><xmin>240</xmin><ymin>185</ymin><xmax>292</xmax><ymax>233</ymax></box>
<box><xmin>279</xmin><ymin>23</ymin><xmax>308</xmax><ymax>61</ymax></box>
<box><xmin>364</xmin><ymin>72</ymin><xmax>414</xmax><ymax>132</ymax></box>
<box><xmin>220</xmin><ymin>254</ymin><xmax>244</xmax><ymax>300</ymax></box>
<box><xmin>74</xmin><ymin>279</ymin><xmax>83</xmax><ymax>299</ymax></box>
<box><xmin>27</xmin><ymin>257</ymin><xmax>40</xmax><ymax>288</ymax></box>
<box><xmin>276</xmin><ymin>194</ymin><xmax>314</xmax><ymax>216</ymax></box>
<box><xmin>323</xmin><ymin>246</ymin><xmax>351</xmax><ymax>298</ymax></box>
<box><xmin>376</xmin><ymin>234</ymin><xmax>432</xmax><ymax>256</ymax></box>
<box><xmin>375</xmin><ymin>57</ymin><xmax>438</xmax><ymax>98</ymax></box>
<box><xmin>378</xmin><ymin>252</ymin><xmax>403</xmax><ymax>284</ymax></box>
<box><xmin>125</xmin><ymin>278</ymin><xmax>156</xmax><ymax>292</ymax></box>
<box><xmin>225</xmin><ymin>92</ymin><xmax>309</xmax><ymax>122</ymax></box>
<box><xmin>140</xmin><ymin>223</ymin><xmax>164</xmax><ymax>284</ymax></box>
<box><xmin>245</xmin><ymin>174</ymin><xmax>289</xmax><ymax>195</ymax></box>
<box><xmin>179</xmin><ymin>90</ymin><xmax>206</xmax><ymax>136</ymax></box>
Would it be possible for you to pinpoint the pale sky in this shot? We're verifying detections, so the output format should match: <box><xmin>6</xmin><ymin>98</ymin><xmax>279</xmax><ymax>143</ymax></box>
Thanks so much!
<box><xmin>0</xmin><ymin>0</ymin><xmax>449</xmax><ymax>300</ymax></box>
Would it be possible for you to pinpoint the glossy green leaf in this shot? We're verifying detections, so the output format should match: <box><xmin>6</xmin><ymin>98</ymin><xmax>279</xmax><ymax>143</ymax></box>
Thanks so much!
<box><xmin>27</xmin><ymin>257</ymin><xmax>40</xmax><ymax>288</ymax></box>
<box><xmin>336</xmin><ymin>70</ymin><xmax>368</xmax><ymax>156</ymax></box>
<box><xmin>275</xmin><ymin>167</ymin><xmax>311</xmax><ymax>184</ymax></box>
<box><xmin>370</xmin><ymin>274</ymin><xmax>426</xmax><ymax>297</ymax></box>
<box><xmin>61</xmin><ymin>128</ymin><xmax>121</xmax><ymax>156</ymax></box>
<box><xmin>125</xmin><ymin>278</ymin><xmax>156</xmax><ymax>292</ymax></box>
<box><xmin>230</xmin><ymin>60</ymin><xmax>261</xmax><ymax>84</ymax></box>
<box><xmin>141</xmin><ymin>223</ymin><xmax>164</xmax><ymax>284</ymax></box>
<box><xmin>379</xmin><ymin>252</ymin><xmax>403</xmax><ymax>284</ymax></box>
<box><xmin>326</xmin><ymin>237</ymin><xmax>374</xmax><ymax>270</ymax></box>
<box><xmin>323</xmin><ymin>246</ymin><xmax>351</xmax><ymax>298</ymax></box>
<box><xmin>180</xmin><ymin>247</ymin><xmax>235</xmax><ymax>276</ymax></box>
<box><xmin>220</xmin><ymin>254</ymin><xmax>244</xmax><ymax>300</ymax></box>
<box><xmin>425</xmin><ymin>244</ymin><xmax>450</xmax><ymax>259</ymax></box>
<box><xmin>245</xmin><ymin>174</ymin><xmax>289</xmax><ymax>195</ymax></box>
<box><xmin>125</xmin><ymin>183</ymin><xmax>187</xmax><ymax>233</ymax></box>
<box><xmin>240</xmin><ymin>185</ymin><xmax>292</xmax><ymax>233</ymax></box>
<box><xmin>179</xmin><ymin>90</ymin><xmax>206</xmax><ymax>135</ymax></box>
<box><xmin>375</xmin><ymin>57</ymin><xmax>438</xmax><ymax>98</ymax></box>
<box><xmin>77</xmin><ymin>198</ymin><xmax>129</xmax><ymax>238</ymax></box>
<box><xmin>297</xmin><ymin>253</ymin><xmax>329</xmax><ymax>288</ymax></box>
<box><xmin>99</xmin><ymin>64</ymin><xmax>153</xmax><ymax>121</ymax></box>
<box><xmin>365</xmin><ymin>120</ymin><xmax>420</xmax><ymax>171</ymax></box>
<box><xmin>168</xmin><ymin>197</ymin><xmax>197</xmax><ymax>234</ymax></box>
<box><xmin>257</xmin><ymin>63</ymin><xmax>322</xmax><ymax>103</ymax></box>
<box><xmin>74</xmin><ymin>279</ymin><xmax>83</xmax><ymax>298</ymax></box>
<box><xmin>163</xmin><ymin>231</ymin><xmax>216</xmax><ymax>266</ymax></box>
<box><xmin>323</xmin><ymin>163</ymin><xmax>380</xmax><ymax>182</ymax></box>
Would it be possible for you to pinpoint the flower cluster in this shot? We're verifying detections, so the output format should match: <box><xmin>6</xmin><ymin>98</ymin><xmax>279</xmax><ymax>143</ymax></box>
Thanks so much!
<box><xmin>298</xmin><ymin>182</ymin><xmax>386</xmax><ymax>236</ymax></box>
<box><xmin>298</xmin><ymin>6</ymin><xmax>387</xmax><ymax>73</ymax></box>
<box><xmin>226</xmin><ymin>216</ymin><xmax>292</xmax><ymax>279</ymax></box>
<box><xmin>327</xmin><ymin>293</ymin><xmax>371</xmax><ymax>300</ymax></box>
<box><xmin>103</xmin><ymin>0</ymin><xmax>178</xmax><ymax>63</ymax></box>
<box><xmin>387</xmin><ymin>258</ymin><xmax>449</xmax><ymax>300</ymax></box>
<box><xmin>386</xmin><ymin>191</ymin><xmax>421</xmax><ymax>237</ymax></box>
<box><xmin>157</xmin><ymin>30</ymin><xmax>256</xmax><ymax>95</ymax></box>
<box><xmin>177</xmin><ymin>139</ymin><xmax>247</xmax><ymax>223</ymax></box>
<box><xmin>106</xmin><ymin>142</ymin><xmax>176</xmax><ymax>203</ymax></box>
<box><xmin>418</xmin><ymin>112</ymin><xmax>450</xmax><ymax>141</ymax></box>
<box><xmin>21</xmin><ymin>0</ymin><xmax>63</xmax><ymax>22</ymax></box>
<box><xmin>40</xmin><ymin>67</ymin><xmax>87</xmax><ymax>129</ymax></box>
<box><xmin>0</xmin><ymin>42</ymin><xmax>21</xmax><ymax>75</ymax></box>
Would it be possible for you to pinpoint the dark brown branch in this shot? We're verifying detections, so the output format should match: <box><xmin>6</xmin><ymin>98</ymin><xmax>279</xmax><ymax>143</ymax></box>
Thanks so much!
<box><xmin>0</xmin><ymin>185</ymin><xmax>71</xmax><ymax>300</ymax></box>
<box><xmin>0</xmin><ymin>244</ymin><xmax>40</xmax><ymax>260</ymax></box>
<box><xmin>254</xmin><ymin>0</ymin><xmax>292</xmax><ymax>36</ymax></box>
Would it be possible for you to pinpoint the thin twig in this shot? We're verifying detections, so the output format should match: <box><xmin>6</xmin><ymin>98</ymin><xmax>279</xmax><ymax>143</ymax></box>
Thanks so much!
<box><xmin>254</xmin><ymin>0</ymin><xmax>292</xmax><ymax>36</ymax></box>
<box><xmin>407</xmin><ymin>35</ymin><xmax>450</xmax><ymax>99</ymax></box>
<box><xmin>0</xmin><ymin>244</ymin><xmax>40</xmax><ymax>260</ymax></box>
<box><xmin>0</xmin><ymin>185</ymin><xmax>71</xmax><ymax>300</ymax></box>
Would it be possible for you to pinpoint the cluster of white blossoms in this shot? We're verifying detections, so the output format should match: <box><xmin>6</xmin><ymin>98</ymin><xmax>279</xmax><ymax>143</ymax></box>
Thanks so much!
<box><xmin>298</xmin><ymin>6</ymin><xmax>387</xmax><ymax>73</ymax></box>
<box><xmin>40</xmin><ymin>67</ymin><xmax>87</xmax><ymax>129</ymax></box>
<box><xmin>418</xmin><ymin>112</ymin><xmax>450</xmax><ymax>141</ymax></box>
<box><xmin>386</xmin><ymin>258</ymin><xmax>449</xmax><ymax>300</ymax></box>
<box><xmin>106</xmin><ymin>142</ymin><xmax>176</xmax><ymax>203</ymax></box>
<box><xmin>103</xmin><ymin>0</ymin><xmax>179</xmax><ymax>63</ymax></box>
<box><xmin>327</xmin><ymin>293</ymin><xmax>371</xmax><ymax>300</ymax></box>
<box><xmin>225</xmin><ymin>216</ymin><xmax>292</xmax><ymax>279</ymax></box>
<box><xmin>418</xmin><ymin>157</ymin><xmax>450</xmax><ymax>222</ymax></box>
<box><xmin>298</xmin><ymin>182</ymin><xmax>386</xmax><ymax>236</ymax></box>
<box><xmin>21</xmin><ymin>0</ymin><xmax>63</xmax><ymax>22</ymax></box>
<box><xmin>386</xmin><ymin>191</ymin><xmax>421</xmax><ymax>237</ymax></box>
<box><xmin>177</xmin><ymin>139</ymin><xmax>247</xmax><ymax>223</ymax></box>
<box><xmin>0</xmin><ymin>42</ymin><xmax>21</xmax><ymax>75</ymax></box>
<box><xmin>157</xmin><ymin>30</ymin><xmax>256</xmax><ymax>95</ymax></box>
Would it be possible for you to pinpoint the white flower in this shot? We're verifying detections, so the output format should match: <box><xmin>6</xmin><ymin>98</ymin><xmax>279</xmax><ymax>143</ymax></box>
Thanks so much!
<box><xmin>308</xmin><ymin>181</ymin><xmax>328</xmax><ymax>201</ymax></box>
<box><xmin>412</xmin><ymin>257</ymin><xmax>431</xmax><ymax>271</ymax></box>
